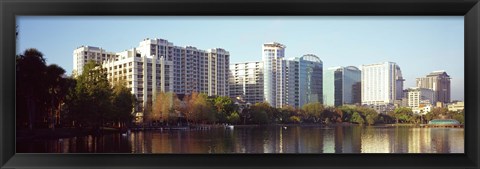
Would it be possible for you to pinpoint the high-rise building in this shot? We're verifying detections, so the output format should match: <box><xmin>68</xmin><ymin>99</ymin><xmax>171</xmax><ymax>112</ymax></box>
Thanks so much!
<box><xmin>416</xmin><ymin>71</ymin><xmax>451</xmax><ymax>103</ymax></box>
<box><xmin>102</xmin><ymin>48</ymin><xmax>174</xmax><ymax>112</ymax></box>
<box><xmin>405</xmin><ymin>87</ymin><xmax>435</xmax><ymax>114</ymax></box>
<box><xmin>361</xmin><ymin>62</ymin><xmax>404</xmax><ymax>112</ymax></box>
<box><xmin>73</xmin><ymin>46</ymin><xmax>117</xmax><ymax>76</ymax></box>
<box><xmin>73</xmin><ymin>38</ymin><xmax>230</xmax><ymax>114</ymax></box>
<box><xmin>323</xmin><ymin>66</ymin><xmax>361</xmax><ymax>107</ymax></box>
<box><xmin>262</xmin><ymin>42</ymin><xmax>287</xmax><ymax>108</ymax></box>
<box><xmin>286</xmin><ymin>54</ymin><xmax>323</xmax><ymax>108</ymax></box>
<box><xmin>229</xmin><ymin>61</ymin><xmax>264</xmax><ymax>105</ymax></box>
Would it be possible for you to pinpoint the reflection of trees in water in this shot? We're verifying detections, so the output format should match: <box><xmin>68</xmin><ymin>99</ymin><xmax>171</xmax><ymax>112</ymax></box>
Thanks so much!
<box><xmin>18</xmin><ymin>126</ymin><xmax>463</xmax><ymax>153</ymax></box>
<box><xmin>430</xmin><ymin>129</ymin><xmax>450</xmax><ymax>153</ymax></box>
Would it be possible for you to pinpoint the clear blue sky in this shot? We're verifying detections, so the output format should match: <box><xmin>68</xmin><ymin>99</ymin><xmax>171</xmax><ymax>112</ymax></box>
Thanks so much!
<box><xmin>17</xmin><ymin>16</ymin><xmax>464</xmax><ymax>101</ymax></box>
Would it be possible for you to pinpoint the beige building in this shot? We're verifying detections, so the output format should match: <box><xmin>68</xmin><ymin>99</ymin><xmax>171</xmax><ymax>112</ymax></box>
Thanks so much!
<box><xmin>73</xmin><ymin>38</ymin><xmax>230</xmax><ymax>119</ymax></box>
<box><xmin>229</xmin><ymin>61</ymin><xmax>264</xmax><ymax>105</ymax></box>
<box><xmin>416</xmin><ymin>71</ymin><xmax>451</xmax><ymax>103</ymax></box>
<box><xmin>448</xmin><ymin>101</ymin><xmax>464</xmax><ymax>112</ymax></box>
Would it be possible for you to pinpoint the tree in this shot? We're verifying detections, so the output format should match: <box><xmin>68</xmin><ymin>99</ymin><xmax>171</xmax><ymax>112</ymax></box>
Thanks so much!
<box><xmin>451</xmin><ymin>109</ymin><xmax>464</xmax><ymax>124</ymax></box>
<box><xmin>45</xmin><ymin>64</ymin><xmax>70</xmax><ymax>129</ymax></box>
<box><xmin>301</xmin><ymin>102</ymin><xmax>324</xmax><ymax>123</ymax></box>
<box><xmin>227</xmin><ymin>111</ymin><xmax>240</xmax><ymax>124</ymax></box>
<box><xmin>69</xmin><ymin>61</ymin><xmax>113</xmax><ymax>128</ymax></box>
<box><xmin>152</xmin><ymin>91</ymin><xmax>179</xmax><ymax>124</ymax></box>
<box><xmin>250</xmin><ymin>102</ymin><xmax>273</xmax><ymax>124</ymax></box>
<box><xmin>351</xmin><ymin>112</ymin><xmax>365</xmax><ymax>125</ymax></box>
<box><xmin>184</xmin><ymin>92</ymin><xmax>216</xmax><ymax>124</ymax></box>
<box><xmin>213</xmin><ymin>96</ymin><xmax>235</xmax><ymax>123</ymax></box>
<box><xmin>279</xmin><ymin>105</ymin><xmax>297</xmax><ymax>124</ymax></box>
<box><xmin>112</xmin><ymin>81</ymin><xmax>135</xmax><ymax>128</ymax></box>
<box><xmin>393</xmin><ymin>107</ymin><xmax>414</xmax><ymax>123</ymax></box>
<box><xmin>16</xmin><ymin>49</ymin><xmax>48</xmax><ymax>129</ymax></box>
<box><xmin>365</xmin><ymin>113</ymin><xmax>377</xmax><ymax>125</ymax></box>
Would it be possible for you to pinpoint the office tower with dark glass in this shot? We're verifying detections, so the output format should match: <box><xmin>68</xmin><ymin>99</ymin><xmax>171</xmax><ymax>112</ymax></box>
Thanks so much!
<box><xmin>416</xmin><ymin>71</ymin><xmax>451</xmax><ymax>104</ymax></box>
<box><xmin>323</xmin><ymin>66</ymin><xmax>361</xmax><ymax>107</ymax></box>
<box><xmin>286</xmin><ymin>54</ymin><xmax>323</xmax><ymax>108</ymax></box>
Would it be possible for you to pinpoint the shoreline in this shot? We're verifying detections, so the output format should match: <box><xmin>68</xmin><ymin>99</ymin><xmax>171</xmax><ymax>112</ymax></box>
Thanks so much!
<box><xmin>17</xmin><ymin>123</ymin><xmax>461</xmax><ymax>141</ymax></box>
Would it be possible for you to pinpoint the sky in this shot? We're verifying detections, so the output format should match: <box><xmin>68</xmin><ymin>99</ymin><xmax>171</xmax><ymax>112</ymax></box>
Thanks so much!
<box><xmin>17</xmin><ymin>16</ymin><xmax>464</xmax><ymax>101</ymax></box>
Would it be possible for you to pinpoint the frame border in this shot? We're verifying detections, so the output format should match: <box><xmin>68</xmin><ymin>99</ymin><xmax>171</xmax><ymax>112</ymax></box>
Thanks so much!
<box><xmin>1</xmin><ymin>0</ymin><xmax>479</xmax><ymax>168</ymax></box>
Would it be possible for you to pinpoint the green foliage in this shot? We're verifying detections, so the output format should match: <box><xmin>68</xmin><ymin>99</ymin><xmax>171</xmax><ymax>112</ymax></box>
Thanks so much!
<box><xmin>112</xmin><ymin>81</ymin><xmax>135</xmax><ymax>127</ymax></box>
<box><xmin>184</xmin><ymin>92</ymin><xmax>216</xmax><ymax>124</ymax></box>
<box><xmin>351</xmin><ymin>112</ymin><xmax>365</xmax><ymax>125</ymax></box>
<box><xmin>251</xmin><ymin>110</ymin><xmax>268</xmax><ymax>124</ymax></box>
<box><xmin>301</xmin><ymin>102</ymin><xmax>324</xmax><ymax>123</ymax></box>
<box><xmin>16</xmin><ymin>49</ymin><xmax>73</xmax><ymax>129</ymax></box>
<box><xmin>288</xmin><ymin>116</ymin><xmax>301</xmax><ymax>124</ymax></box>
<box><xmin>452</xmin><ymin>111</ymin><xmax>465</xmax><ymax>124</ymax></box>
<box><xmin>69</xmin><ymin>61</ymin><xmax>115</xmax><ymax>128</ymax></box>
<box><xmin>249</xmin><ymin>102</ymin><xmax>274</xmax><ymax>124</ymax></box>
<box><xmin>227</xmin><ymin>111</ymin><xmax>240</xmax><ymax>124</ymax></box>
<box><xmin>393</xmin><ymin>107</ymin><xmax>414</xmax><ymax>123</ymax></box>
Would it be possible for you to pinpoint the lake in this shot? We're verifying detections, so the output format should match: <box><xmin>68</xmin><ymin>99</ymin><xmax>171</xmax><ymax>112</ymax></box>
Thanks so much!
<box><xmin>17</xmin><ymin>125</ymin><xmax>464</xmax><ymax>153</ymax></box>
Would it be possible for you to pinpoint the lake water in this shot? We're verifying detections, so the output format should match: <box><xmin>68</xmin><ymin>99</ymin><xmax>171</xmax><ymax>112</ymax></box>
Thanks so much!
<box><xmin>17</xmin><ymin>126</ymin><xmax>464</xmax><ymax>153</ymax></box>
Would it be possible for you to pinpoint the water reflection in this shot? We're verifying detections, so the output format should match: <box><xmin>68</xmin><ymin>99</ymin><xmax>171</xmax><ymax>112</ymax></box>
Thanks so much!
<box><xmin>17</xmin><ymin>126</ymin><xmax>464</xmax><ymax>153</ymax></box>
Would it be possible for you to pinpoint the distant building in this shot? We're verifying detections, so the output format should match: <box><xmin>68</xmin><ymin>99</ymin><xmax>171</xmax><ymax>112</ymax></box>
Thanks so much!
<box><xmin>229</xmin><ymin>61</ymin><xmax>264</xmax><ymax>105</ymax></box>
<box><xmin>73</xmin><ymin>46</ymin><xmax>117</xmax><ymax>76</ymax></box>
<box><xmin>73</xmin><ymin>38</ymin><xmax>230</xmax><ymax>116</ymax></box>
<box><xmin>262</xmin><ymin>42</ymin><xmax>287</xmax><ymax>108</ymax></box>
<box><xmin>323</xmin><ymin>66</ymin><xmax>361</xmax><ymax>107</ymax></box>
<box><xmin>416</xmin><ymin>70</ymin><xmax>451</xmax><ymax>104</ymax></box>
<box><xmin>361</xmin><ymin>62</ymin><xmax>404</xmax><ymax>113</ymax></box>
<box><xmin>405</xmin><ymin>87</ymin><xmax>435</xmax><ymax>114</ymax></box>
<box><xmin>448</xmin><ymin>101</ymin><xmax>464</xmax><ymax>112</ymax></box>
<box><xmin>286</xmin><ymin>54</ymin><xmax>323</xmax><ymax>108</ymax></box>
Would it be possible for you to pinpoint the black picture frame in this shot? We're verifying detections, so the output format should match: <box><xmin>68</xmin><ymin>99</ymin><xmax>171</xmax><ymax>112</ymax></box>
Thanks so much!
<box><xmin>1</xmin><ymin>0</ymin><xmax>479</xmax><ymax>168</ymax></box>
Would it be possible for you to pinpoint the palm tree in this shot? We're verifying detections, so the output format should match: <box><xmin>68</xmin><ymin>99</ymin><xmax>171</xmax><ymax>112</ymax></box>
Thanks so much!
<box><xmin>16</xmin><ymin>48</ymin><xmax>47</xmax><ymax>129</ymax></box>
<box><xmin>45</xmin><ymin>64</ymin><xmax>67</xmax><ymax>129</ymax></box>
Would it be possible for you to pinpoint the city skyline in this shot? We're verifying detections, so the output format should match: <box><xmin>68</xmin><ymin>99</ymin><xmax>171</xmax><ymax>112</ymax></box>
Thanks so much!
<box><xmin>17</xmin><ymin>16</ymin><xmax>464</xmax><ymax>100</ymax></box>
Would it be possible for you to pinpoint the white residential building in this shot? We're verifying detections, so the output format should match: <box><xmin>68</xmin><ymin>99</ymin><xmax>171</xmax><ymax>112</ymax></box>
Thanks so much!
<box><xmin>73</xmin><ymin>38</ymin><xmax>230</xmax><ymax>115</ymax></box>
<box><xmin>405</xmin><ymin>87</ymin><xmax>435</xmax><ymax>114</ymax></box>
<box><xmin>73</xmin><ymin>46</ymin><xmax>117</xmax><ymax>76</ymax></box>
<box><xmin>229</xmin><ymin>61</ymin><xmax>264</xmax><ymax>105</ymax></box>
<box><xmin>361</xmin><ymin>62</ymin><xmax>404</xmax><ymax>113</ymax></box>
<box><xmin>262</xmin><ymin>42</ymin><xmax>287</xmax><ymax>108</ymax></box>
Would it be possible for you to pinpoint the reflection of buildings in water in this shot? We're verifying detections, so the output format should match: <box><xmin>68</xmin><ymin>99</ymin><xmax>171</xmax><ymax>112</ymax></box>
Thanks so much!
<box><xmin>393</xmin><ymin>127</ymin><xmax>409</xmax><ymax>153</ymax></box>
<box><xmin>334</xmin><ymin>126</ymin><xmax>344</xmax><ymax>153</ymax></box>
<box><xmin>323</xmin><ymin>128</ymin><xmax>335</xmax><ymax>153</ymax></box>
<box><xmin>408</xmin><ymin>128</ymin><xmax>421</xmax><ymax>153</ymax></box>
<box><xmin>447</xmin><ymin>129</ymin><xmax>464</xmax><ymax>153</ymax></box>
<box><xmin>408</xmin><ymin>128</ymin><xmax>433</xmax><ymax>153</ymax></box>
<box><xmin>431</xmin><ymin>129</ymin><xmax>450</xmax><ymax>153</ymax></box>
<box><xmin>361</xmin><ymin>127</ymin><xmax>390</xmax><ymax>153</ymax></box>
<box><xmin>351</xmin><ymin>126</ymin><xmax>362</xmax><ymax>153</ymax></box>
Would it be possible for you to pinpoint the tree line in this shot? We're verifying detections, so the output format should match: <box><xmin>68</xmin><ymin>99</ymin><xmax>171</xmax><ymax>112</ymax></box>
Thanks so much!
<box><xmin>16</xmin><ymin>49</ymin><xmax>135</xmax><ymax>130</ymax></box>
<box><xmin>143</xmin><ymin>92</ymin><xmax>465</xmax><ymax>126</ymax></box>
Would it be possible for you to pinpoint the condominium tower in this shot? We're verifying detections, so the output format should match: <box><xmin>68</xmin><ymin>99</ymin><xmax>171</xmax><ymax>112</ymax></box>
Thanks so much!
<box><xmin>361</xmin><ymin>62</ymin><xmax>404</xmax><ymax>110</ymax></box>
<box><xmin>286</xmin><ymin>54</ymin><xmax>323</xmax><ymax>108</ymax></box>
<box><xmin>405</xmin><ymin>87</ymin><xmax>435</xmax><ymax>114</ymax></box>
<box><xmin>416</xmin><ymin>71</ymin><xmax>451</xmax><ymax>103</ymax></box>
<box><xmin>324</xmin><ymin>66</ymin><xmax>361</xmax><ymax>107</ymax></box>
<box><xmin>229</xmin><ymin>61</ymin><xmax>264</xmax><ymax>105</ymax></box>
<box><xmin>262</xmin><ymin>42</ymin><xmax>287</xmax><ymax>108</ymax></box>
<box><xmin>73</xmin><ymin>38</ymin><xmax>230</xmax><ymax>113</ymax></box>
